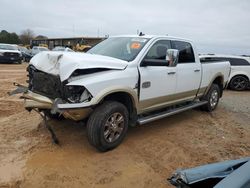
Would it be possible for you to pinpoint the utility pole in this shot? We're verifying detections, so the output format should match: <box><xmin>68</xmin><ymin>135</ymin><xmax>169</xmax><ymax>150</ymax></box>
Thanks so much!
<box><xmin>73</xmin><ymin>24</ymin><xmax>75</xmax><ymax>37</ymax></box>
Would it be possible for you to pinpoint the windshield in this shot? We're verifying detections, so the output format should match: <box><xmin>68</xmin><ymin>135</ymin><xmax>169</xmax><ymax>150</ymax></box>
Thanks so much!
<box><xmin>87</xmin><ymin>37</ymin><xmax>149</xmax><ymax>61</ymax></box>
<box><xmin>0</xmin><ymin>44</ymin><xmax>18</xmax><ymax>50</ymax></box>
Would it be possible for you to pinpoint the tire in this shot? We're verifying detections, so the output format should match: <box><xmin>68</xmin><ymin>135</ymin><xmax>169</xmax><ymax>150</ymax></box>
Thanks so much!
<box><xmin>229</xmin><ymin>76</ymin><xmax>249</xmax><ymax>91</ymax></box>
<box><xmin>87</xmin><ymin>101</ymin><xmax>129</xmax><ymax>152</ymax></box>
<box><xmin>201</xmin><ymin>84</ymin><xmax>220</xmax><ymax>112</ymax></box>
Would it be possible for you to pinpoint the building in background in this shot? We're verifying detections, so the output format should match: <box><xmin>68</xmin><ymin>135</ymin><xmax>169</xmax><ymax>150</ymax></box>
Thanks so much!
<box><xmin>31</xmin><ymin>36</ymin><xmax>106</xmax><ymax>51</ymax></box>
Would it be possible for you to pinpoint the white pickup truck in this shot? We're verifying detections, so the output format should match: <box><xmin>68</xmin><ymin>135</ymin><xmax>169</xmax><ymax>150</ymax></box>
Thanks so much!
<box><xmin>11</xmin><ymin>35</ymin><xmax>231</xmax><ymax>151</ymax></box>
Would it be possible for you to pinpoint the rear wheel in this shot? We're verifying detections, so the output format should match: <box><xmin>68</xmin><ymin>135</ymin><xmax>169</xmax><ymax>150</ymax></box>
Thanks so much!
<box><xmin>229</xmin><ymin>76</ymin><xmax>249</xmax><ymax>91</ymax></box>
<box><xmin>87</xmin><ymin>101</ymin><xmax>129</xmax><ymax>152</ymax></box>
<box><xmin>201</xmin><ymin>84</ymin><xmax>220</xmax><ymax>112</ymax></box>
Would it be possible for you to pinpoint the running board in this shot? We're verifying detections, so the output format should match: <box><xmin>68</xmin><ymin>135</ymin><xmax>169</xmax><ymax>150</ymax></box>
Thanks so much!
<box><xmin>137</xmin><ymin>101</ymin><xmax>208</xmax><ymax>125</ymax></box>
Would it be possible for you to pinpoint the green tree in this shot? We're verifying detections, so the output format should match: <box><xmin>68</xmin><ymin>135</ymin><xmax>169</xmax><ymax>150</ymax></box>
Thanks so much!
<box><xmin>0</xmin><ymin>30</ymin><xmax>20</xmax><ymax>44</ymax></box>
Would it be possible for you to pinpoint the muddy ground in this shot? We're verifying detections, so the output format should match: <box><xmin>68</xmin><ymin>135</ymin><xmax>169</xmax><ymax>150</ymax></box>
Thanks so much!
<box><xmin>0</xmin><ymin>63</ymin><xmax>249</xmax><ymax>188</ymax></box>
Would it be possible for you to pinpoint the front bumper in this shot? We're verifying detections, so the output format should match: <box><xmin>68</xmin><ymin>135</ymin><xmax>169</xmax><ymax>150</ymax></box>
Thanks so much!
<box><xmin>10</xmin><ymin>85</ymin><xmax>92</xmax><ymax>121</ymax></box>
<box><xmin>25</xmin><ymin>91</ymin><xmax>92</xmax><ymax>121</ymax></box>
<box><xmin>0</xmin><ymin>56</ymin><xmax>22</xmax><ymax>63</ymax></box>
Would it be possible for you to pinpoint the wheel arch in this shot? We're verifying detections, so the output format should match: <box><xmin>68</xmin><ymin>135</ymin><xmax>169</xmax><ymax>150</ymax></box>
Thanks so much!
<box><xmin>204</xmin><ymin>74</ymin><xmax>224</xmax><ymax>98</ymax></box>
<box><xmin>99</xmin><ymin>91</ymin><xmax>138</xmax><ymax>123</ymax></box>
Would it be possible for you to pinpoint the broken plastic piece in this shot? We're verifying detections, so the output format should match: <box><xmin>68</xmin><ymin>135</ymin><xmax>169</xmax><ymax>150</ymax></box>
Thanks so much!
<box><xmin>33</xmin><ymin>109</ymin><xmax>60</xmax><ymax>145</ymax></box>
<box><xmin>8</xmin><ymin>82</ymin><xmax>28</xmax><ymax>96</ymax></box>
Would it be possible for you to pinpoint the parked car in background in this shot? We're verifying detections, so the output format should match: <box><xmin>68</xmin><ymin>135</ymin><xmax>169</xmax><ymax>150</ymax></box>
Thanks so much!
<box><xmin>52</xmin><ymin>46</ymin><xmax>74</xmax><ymax>52</ymax></box>
<box><xmin>31</xmin><ymin>46</ymin><xmax>49</xmax><ymax>56</ymax></box>
<box><xmin>18</xmin><ymin>46</ymin><xmax>33</xmax><ymax>62</ymax></box>
<box><xmin>200</xmin><ymin>54</ymin><xmax>250</xmax><ymax>90</ymax></box>
<box><xmin>11</xmin><ymin>35</ymin><xmax>231</xmax><ymax>151</ymax></box>
<box><xmin>0</xmin><ymin>43</ymin><xmax>22</xmax><ymax>64</ymax></box>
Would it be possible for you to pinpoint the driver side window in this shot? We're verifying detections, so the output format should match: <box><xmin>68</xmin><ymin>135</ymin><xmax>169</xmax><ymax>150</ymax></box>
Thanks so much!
<box><xmin>145</xmin><ymin>40</ymin><xmax>171</xmax><ymax>60</ymax></box>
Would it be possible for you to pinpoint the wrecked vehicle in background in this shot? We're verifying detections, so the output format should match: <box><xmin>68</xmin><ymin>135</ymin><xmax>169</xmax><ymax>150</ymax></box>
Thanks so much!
<box><xmin>10</xmin><ymin>35</ymin><xmax>231</xmax><ymax>152</ymax></box>
<box><xmin>168</xmin><ymin>157</ymin><xmax>250</xmax><ymax>188</ymax></box>
<box><xmin>52</xmin><ymin>46</ymin><xmax>74</xmax><ymax>52</ymax></box>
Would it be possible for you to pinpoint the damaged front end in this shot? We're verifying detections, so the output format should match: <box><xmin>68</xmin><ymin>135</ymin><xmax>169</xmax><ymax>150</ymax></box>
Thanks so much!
<box><xmin>10</xmin><ymin>65</ymin><xmax>93</xmax><ymax>121</ymax></box>
<box><xmin>9</xmin><ymin>51</ymin><xmax>128</xmax><ymax>120</ymax></box>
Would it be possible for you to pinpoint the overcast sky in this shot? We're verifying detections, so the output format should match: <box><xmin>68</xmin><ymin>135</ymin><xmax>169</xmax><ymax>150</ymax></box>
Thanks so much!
<box><xmin>0</xmin><ymin>0</ymin><xmax>249</xmax><ymax>55</ymax></box>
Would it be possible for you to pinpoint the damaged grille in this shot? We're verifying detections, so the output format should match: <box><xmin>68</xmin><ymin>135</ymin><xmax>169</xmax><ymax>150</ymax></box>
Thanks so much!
<box><xmin>27</xmin><ymin>65</ymin><xmax>66</xmax><ymax>99</ymax></box>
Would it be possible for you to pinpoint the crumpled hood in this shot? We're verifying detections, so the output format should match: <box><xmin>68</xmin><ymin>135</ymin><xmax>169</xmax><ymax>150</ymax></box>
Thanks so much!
<box><xmin>30</xmin><ymin>51</ymin><xmax>128</xmax><ymax>81</ymax></box>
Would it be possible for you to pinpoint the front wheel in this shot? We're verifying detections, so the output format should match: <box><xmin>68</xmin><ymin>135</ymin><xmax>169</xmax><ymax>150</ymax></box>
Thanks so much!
<box><xmin>87</xmin><ymin>101</ymin><xmax>129</xmax><ymax>152</ymax></box>
<box><xmin>201</xmin><ymin>84</ymin><xmax>220</xmax><ymax>112</ymax></box>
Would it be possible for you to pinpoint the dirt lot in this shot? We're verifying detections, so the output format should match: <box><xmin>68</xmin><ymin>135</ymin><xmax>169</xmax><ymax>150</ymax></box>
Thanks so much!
<box><xmin>0</xmin><ymin>63</ymin><xmax>249</xmax><ymax>188</ymax></box>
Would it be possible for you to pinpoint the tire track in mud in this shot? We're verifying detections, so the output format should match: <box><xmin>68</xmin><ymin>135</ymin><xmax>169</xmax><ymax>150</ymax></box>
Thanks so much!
<box><xmin>125</xmin><ymin>106</ymin><xmax>250</xmax><ymax>183</ymax></box>
<box><xmin>0</xmin><ymin>64</ymin><xmax>41</xmax><ymax>187</ymax></box>
<box><xmin>0</xmin><ymin>110</ymin><xmax>41</xmax><ymax>186</ymax></box>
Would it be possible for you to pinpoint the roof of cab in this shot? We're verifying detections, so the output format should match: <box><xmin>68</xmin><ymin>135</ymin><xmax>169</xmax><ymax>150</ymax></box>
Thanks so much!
<box><xmin>109</xmin><ymin>34</ymin><xmax>193</xmax><ymax>42</ymax></box>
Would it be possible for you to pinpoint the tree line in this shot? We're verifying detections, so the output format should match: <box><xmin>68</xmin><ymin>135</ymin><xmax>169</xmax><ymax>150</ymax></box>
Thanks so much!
<box><xmin>0</xmin><ymin>29</ymin><xmax>47</xmax><ymax>45</ymax></box>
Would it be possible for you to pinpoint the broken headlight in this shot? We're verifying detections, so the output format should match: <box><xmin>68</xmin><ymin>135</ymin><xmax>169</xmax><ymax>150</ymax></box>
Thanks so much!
<box><xmin>65</xmin><ymin>86</ymin><xmax>91</xmax><ymax>103</ymax></box>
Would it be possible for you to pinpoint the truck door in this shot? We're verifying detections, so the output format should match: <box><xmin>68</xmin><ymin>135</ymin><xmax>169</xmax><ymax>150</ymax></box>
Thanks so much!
<box><xmin>138</xmin><ymin>40</ymin><xmax>177</xmax><ymax>112</ymax></box>
<box><xmin>172</xmin><ymin>41</ymin><xmax>201</xmax><ymax>99</ymax></box>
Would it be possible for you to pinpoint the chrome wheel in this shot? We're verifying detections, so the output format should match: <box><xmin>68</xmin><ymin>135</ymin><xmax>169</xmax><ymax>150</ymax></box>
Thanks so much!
<box><xmin>210</xmin><ymin>90</ymin><xmax>219</xmax><ymax>108</ymax></box>
<box><xmin>104</xmin><ymin>112</ymin><xmax>125</xmax><ymax>143</ymax></box>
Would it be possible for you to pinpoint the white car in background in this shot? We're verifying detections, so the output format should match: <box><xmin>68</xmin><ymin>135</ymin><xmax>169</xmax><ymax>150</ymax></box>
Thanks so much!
<box><xmin>200</xmin><ymin>55</ymin><xmax>250</xmax><ymax>91</ymax></box>
<box><xmin>52</xmin><ymin>46</ymin><xmax>74</xmax><ymax>52</ymax></box>
<box><xmin>0</xmin><ymin>43</ymin><xmax>22</xmax><ymax>64</ymax></box>
<box><xmin>31</xmin><ymin>46</ymin><xmax>49</xmax><ymax>56</ymax></box>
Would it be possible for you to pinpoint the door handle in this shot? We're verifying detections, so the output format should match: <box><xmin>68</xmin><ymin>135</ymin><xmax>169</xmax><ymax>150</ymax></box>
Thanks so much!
<box><xmin>168</xmin><ymin>72</ymin><xmax>176</xmax><ymax>75</ymax></box>
<box><xmin>194</xmin><ymin>69</ymin><xmax>201</xmax><ymax>72</ymax></box>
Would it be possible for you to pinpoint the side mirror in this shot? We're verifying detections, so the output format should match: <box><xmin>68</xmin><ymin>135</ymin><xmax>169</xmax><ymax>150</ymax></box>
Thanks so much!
<box><xmin>166</xmin><ymin>49</ymin><xmax>179</xmax><ymax>67</ymax></box>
